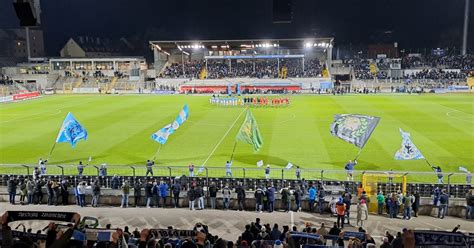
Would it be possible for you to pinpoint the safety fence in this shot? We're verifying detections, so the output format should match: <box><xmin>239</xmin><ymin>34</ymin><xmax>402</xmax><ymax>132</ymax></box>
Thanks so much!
<box><xmin>0</xmin><ymin>164</ymin><xmax>471</xmax><ymax>198</ymax></box>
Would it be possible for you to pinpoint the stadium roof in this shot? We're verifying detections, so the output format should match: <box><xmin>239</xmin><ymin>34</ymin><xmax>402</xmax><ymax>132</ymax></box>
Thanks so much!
<box><xmin>149</xmin><ymin>38</ymin><xmax>334</xmax><ymax>54</ymax></box>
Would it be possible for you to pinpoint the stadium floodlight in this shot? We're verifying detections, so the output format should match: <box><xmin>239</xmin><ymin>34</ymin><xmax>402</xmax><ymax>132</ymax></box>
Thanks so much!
<box><xmin>211</xmin><ymin>45</ymin><xmax>218</xmax><ymax>49</ymax></box>
<box><xmin>305</xmin><ymin>42</ymin><xmax>312</xmax><ymax>48</ymax></box>
<box><xmin>273</xmin><ymin>43</ymin><xmax>278</xmax><ymax>47</ymax></box>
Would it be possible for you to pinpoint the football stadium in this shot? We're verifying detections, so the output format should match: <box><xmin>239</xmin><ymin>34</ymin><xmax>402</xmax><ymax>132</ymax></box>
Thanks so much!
<box><xmin>0</xmin><ymin>0</ymin><xmax>473</xmax><ymax>247</ymax></box>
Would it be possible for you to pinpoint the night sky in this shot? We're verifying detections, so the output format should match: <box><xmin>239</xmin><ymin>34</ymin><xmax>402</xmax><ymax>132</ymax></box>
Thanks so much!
<box><xmin>0</xmin><ymin>0</ymin><xmax>472</xmax><ymax>56</ymax></box>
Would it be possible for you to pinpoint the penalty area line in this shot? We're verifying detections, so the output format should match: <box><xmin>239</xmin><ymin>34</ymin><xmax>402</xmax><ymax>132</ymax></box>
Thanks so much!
<box><xmin>200</xmin><ymin>108</ymin><xmax>247</xmax><ymax>167</ymax></box>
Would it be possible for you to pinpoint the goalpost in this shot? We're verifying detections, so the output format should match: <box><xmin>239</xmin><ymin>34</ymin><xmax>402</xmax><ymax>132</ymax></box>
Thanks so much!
<box><xmin>361</xmin><ymin>172</ymin><xmax>407</xmax><ymax>213</ymax></box>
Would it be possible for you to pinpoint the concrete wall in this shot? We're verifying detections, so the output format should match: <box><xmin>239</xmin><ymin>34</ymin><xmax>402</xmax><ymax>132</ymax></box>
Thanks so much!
<box><xmin>0</xmin><ymin>187</ymin><xmax>468</xmax><ymax>218</ymax></box>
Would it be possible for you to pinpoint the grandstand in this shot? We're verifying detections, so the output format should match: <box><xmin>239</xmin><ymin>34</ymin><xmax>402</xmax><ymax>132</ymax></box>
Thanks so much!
<box><xmin>150</xmin><ymin>38</ymin><xmax>333</xmax><ymax>93</ymax></box>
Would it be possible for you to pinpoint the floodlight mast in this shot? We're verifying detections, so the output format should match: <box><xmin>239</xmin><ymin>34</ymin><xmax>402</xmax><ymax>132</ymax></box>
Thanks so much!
<box><xmin>461</xmin><ymin>0</ymin><xmax>470</xmax><ymax>55</ymax></box>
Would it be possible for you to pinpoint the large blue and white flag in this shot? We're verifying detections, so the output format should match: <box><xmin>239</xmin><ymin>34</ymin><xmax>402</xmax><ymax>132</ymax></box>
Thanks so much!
<box><xmin>151</xmin><ymin>104</ymin><xmax>189</xmax><ymax>144</ymax></box>
<box><xmin>171</xmin><ymin>104</ymin><xmax>189</xmax><ymax>131</ymax></box>
<box><xmin>151</xmin><ymin>124</ymin><xmax>174</xmax><ymax>145</ymax></box>
<box><xmin>56</xmin><ymin>112</ymin><xmax>88</xmax><ymax>148</ymax></box>
<box><xmin>394</xmin><ymin>128</ymin><xmax>424</xmax><ymax>160</ymax></box>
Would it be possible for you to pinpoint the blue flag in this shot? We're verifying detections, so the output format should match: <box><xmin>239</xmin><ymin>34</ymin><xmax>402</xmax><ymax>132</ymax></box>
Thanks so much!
<box><xmin>171</xmin><ymin>104</ymin><xmax>189</xmax><ymax>131</ymax></box>
<box><xmin>55</xmin><ymin>112</ymin><xmax>88</xmax><ymax>148</ymax></box>
<box><xmin>394</xmin><ymin>128</ymin><xmax>424</xmax><ymax>160</ymax></box>
<box><xmin>151</xmin><ymin>124</ymin><xmax>174</xmax><ymax>145</ymax></box>
<box><xmin>151</xmin><ymin>104</ymin><xmax>189</xmax><ymax>144</ymax></box>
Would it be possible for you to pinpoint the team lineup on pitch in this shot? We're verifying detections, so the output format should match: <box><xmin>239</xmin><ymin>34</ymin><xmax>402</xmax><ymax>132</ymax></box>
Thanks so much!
<box><xmin>0</xmin><ymin>94</ymin><xmax>472</xmax><ymax>181</ymax></box>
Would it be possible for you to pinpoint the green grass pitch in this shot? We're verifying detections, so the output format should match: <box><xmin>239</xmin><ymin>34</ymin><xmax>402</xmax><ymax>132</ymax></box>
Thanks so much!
<box><xmin>0</xmin><ymin>94</ymin><xmax>472</xmax><ymax>182</ymax></box>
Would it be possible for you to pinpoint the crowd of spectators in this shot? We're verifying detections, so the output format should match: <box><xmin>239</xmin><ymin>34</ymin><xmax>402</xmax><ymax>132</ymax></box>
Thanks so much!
<box><xmin>0</xmin><ymin>74</ymin><xmax>14</xmax><ymax>85</ymax></box>
<box><xmin>159</xmin><ymin>59</ymin><xmax>322</xmax><ymax>79</ymax></box>
<box><xmin>403</xmin><ymin>69</ymin><xmax>466</xmax><ymax>80</ymax></box>
<box><xmin>402</xmin><ymin>54</ymin><xmax>473</xmax><ymax>71</ymax></box>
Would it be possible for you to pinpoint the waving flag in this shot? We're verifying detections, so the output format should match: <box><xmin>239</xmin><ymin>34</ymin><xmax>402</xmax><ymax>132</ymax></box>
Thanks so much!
<box><xmin>394</xmin><ymin>129</ymin><xmax>424</xmax><ymax>160</ymax></box>
<box><xmin>151</xmin><ymin>104</ymin><xmax>189</xmax><ymax>144</ymax></box>
<box><xmin>55</xmin><ymin>112</ymin><xmax>88</xmax><ymax>148</ymax></box>
<box><xmin>151</xmin><ymin>124</ymin><xmax>174</xmax><ymax>145</ymax></box>
<box><xmin>236</xmin><ymin>110</ymin><xmax>263</xmax><ymax>152</ymax></box>
<box><xmin>330</xmin><ymin>114</ymin><xmax>380</xmax><ymax>148</ymax></box>
<box><xmin>171</xmin><ymin>104</ymin><xmax>189</xmax><ymax>131</ymax></box>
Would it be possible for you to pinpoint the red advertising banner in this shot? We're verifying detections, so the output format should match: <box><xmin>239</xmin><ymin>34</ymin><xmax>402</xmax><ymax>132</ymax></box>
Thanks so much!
<box><xmin>13</xmin><ymin>91</ymin><xmax>40</xmax><ymax>101</ymax></box>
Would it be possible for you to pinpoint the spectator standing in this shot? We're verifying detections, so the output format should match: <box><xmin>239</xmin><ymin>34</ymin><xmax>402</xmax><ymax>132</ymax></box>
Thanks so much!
<box><xmin>159</xmin><ymin>181</ymin><xmax>169</xmax><ymax>208</ymax></box>
<box><xmin>188</xmin><ymin>186</ymin><xmax>196</xmax><ymax>210</ymax></box>
<box><xmin>121</xmin><ymin>181</ymin><xmax>130</xmax><ymax>208</ymax></box>
<box><xmin>91</xmin><ymin>180</ymin><xmax>100</xmax><ymax>207</ymax></box>
<box><xmin>356</xmin><ymin>199</ymin><xmax>368</xmax><ymax>227</ymax></box>
<box><xmin>413</xmin><ymin>191</ymin><xmax>420</xmax><ymax>217</ymax></box>
<box><xmin>377</xmin><ymin>191</ymin><xmax>385</xmax><ymax>215</ymax></box>
<box><xmin>254</xmin><ymin>186</ymin><xmax>265</xmax><ymax>212</ymax></box>
<box><xmin>466</xmin><ymin>171</ymin><xmax>472</xmax><ymax>185</ymax></box>
<box><xmin>222</xmin><ymin>184</ymin><xmax>232</xmax><ymax>210</ymax></box>
<box><xmin>403</xmin><ymin>192</ymin><xmax>415</xmax><ymax>220</ymax></box>
<box><xmin>343</xmin><ymin>189</ymin><xmax>352</xmax><ymax>224</ymax></box>
<box><xmin>281</xmin><ymin>187</ymin><xmax>291</xmax><ymax>212</ymax></box>
<box><xmin>39</xmin><ymin>158</ymin><xmax>47</xmax><ymax>175</ymax></box>
<box><xmin>466</xmin><ymin>189</ymin><xmax>474</xmax><ymax>219</ymax></box>
<box><xmin>236</xmin><ymin>183</ymin><xmax>246</xmax><ymax>211</ymax></box>
<box><xmin>438</xmin><ymin>189</ymin><xmax>448</xmax><ymax>219</ymax></box>
<box><xmin>52</xmin><ymin>180</ymin><xmax>61</xmax><ymax>206</ymax></box>
<box><xmin>77</xmin><ymin>182</ymin><xmax>86</xmax><ymax>207</ymax></box>
<box><xmin>46</xmin><ymin>180</ymin><xmax>54</xmax><ymax>205</ymax></box>
<box><xmin>60</xmin><ymin>179</ymin><xmax>69</xmax><ymax>205</ymax></box>
<box><xmin>196</xmin><ymin>184</ymin><xmax>205</xmax><ymax>210</ymax></box>
<box><xmin>133</xmin><ymin>179</ymin><xmax>142</xmax><ymax>207</ymax></box>
<box><xmin>308</xmin><ymin>185</ymin><xmax>316</xmax><ymax>212</ymax></box>
<box><xmin>294</xmin><ymin>186</ymin><xmax>302</xmax><ymax>212</ymax></box>
<box><xmin>19</xmin><ymin>180</ymin><xmax>27</xmax><ymax>205</ymax></box>
<box><xmin>99</xmin><ymin>164</ymin><xmax>107</xmax><ymax>177</ymax></box>
<box><xmin>111</xmin><ymin>175</ymin><xmax>120</xmax><ymax>189</ymax></box>
<box><xmin>318</xmin><ymin>187</ymin><xmax>326</xmax><ymax>214</ymax></box>
<box><xmin>26</xmin><ymin>179</ymin><xmax>35</xmax><ymax>204</ymax></box>
<box><xmin>145</xmin><ymin>181</ymin><xmax>153</xmax><ymax>208</ymax></box>
<box><xmin>241</xmin><ymin>224</ymin><xmax>255</xmax><ymax>245</ymax></box>
<box><xmin>171</xmin><ymin>180</ymin><xmax>181</xmax><ymax>208</ymax></box>
<box><xmin>267</xmin><ymin>184</ymin><xmax>275</xmax><ymax>213</ymax></box>
<box><xmin>7</xmin><ymin>177</ymin><xmax>17</xmax><ymax>205</ymax></box>
<box><xmin>433</xmin><ymin>166</ymin><xmax>444</xmax><ymax>184</ymax></box>
<box><xmin>152</xmin><ymin>180</ymin><xmax>160</xmax><ymax>207</ymax></box>
<box><xmin>335</xmin><ymin>198</ymin><xmax>346</xmax><ymax>229</ymax></box>
<box><xmin>209</xmin><ymin>182</ymin><xmax>218</xmax><ymax>209</ymax></box>
<box><xmin>317</xmin><ymin>223</ymin><xmax>329</xmax><ymax>245</ymax></box>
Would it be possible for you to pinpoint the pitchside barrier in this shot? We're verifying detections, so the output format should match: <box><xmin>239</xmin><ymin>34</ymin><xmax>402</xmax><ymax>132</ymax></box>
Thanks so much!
<box><xmin>0</xmin><ymin>164</ymin><xmax>471</xmax><ymax>199</ymax></box>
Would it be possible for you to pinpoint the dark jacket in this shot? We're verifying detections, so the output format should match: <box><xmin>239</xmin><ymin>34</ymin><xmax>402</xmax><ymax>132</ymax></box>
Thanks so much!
<box><xmin>133</xmin><ymin>183</ymin><xmax>142</xmax><ymax>196</ymax></box>
<box><xmin>236</xmin><ymin>186</ymin><xmax>246</xmax><ymax>200</ymax></box>
<box><xmin>254</xmin><ymin>188</ymin><xmax>265</xmax><ymax>203</ymax></box>
<box><xmin>92</xmin><ymin>184</ymin><xmax>101</xmax><ymax>195</ymax></box>
<box><xmin>188</xmin><ymin>188</ymin><xmax>196</xmax><ymax>201</ymax></box>
<box><xmin>439</xmin><ymin>193</ymin><xmax>449</xmax><ymax>204</ymax></box>
<box><xmin>467</xmin><ymin>194</ymin><xmax>474</xmax><ymax>206</ymax></box>
<box><xmin>209</xmin><ymin>185</ymin><xmax>218</xmax><ymax>197</ymax></box>
<box><xmin>144</xmin><ymin>183</ymin><xmax>153</xmax><ymax>197</ymax></box>
<box><xmin>7</xmin><ymin>179</ymin><xmax>17</xmax><ymax>193</ymax></box>
<box><xmin>172</xmin><ymin>183</ymin><xmax>181</xmax><ymax>196</ymax></box>
<box><xmin>267</xmin><ymin>187</ymin><xmax>275</xmax><ymax>202</ymax></box>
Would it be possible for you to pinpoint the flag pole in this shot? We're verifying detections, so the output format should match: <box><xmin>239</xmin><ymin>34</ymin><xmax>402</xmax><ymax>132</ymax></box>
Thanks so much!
<box><xmin>425</xmin><ymin>159</ymin><xmax>436</xmax><ymax>173</ymax></box>
<box><xmin>353</xmin><ymin>148</ymin><xmax>363</xmax><ymax>161</ymax></box>
<box><xmin>152</xmin><ymin>144</ymin><xmax>162</xmax><ymax>161</ymax></box>
<box><xmin>229</xmin><ymin>141</ymin><xmax>238</xmax><ymax>161</ymax></box>
<box><xmin>47</xmin><ymin>142</ymin><xmax>57</xmax><ymax>161</ymax></box>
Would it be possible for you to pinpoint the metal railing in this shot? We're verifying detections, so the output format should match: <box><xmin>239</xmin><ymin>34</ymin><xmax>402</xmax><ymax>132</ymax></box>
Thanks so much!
<box><xmin>0</xmin><ymin>164</ymin><xmax>472</xmax><ymax>198</ymax></box>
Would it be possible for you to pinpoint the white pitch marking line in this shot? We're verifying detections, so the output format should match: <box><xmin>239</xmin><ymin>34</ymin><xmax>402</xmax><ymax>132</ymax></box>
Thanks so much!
<box><xmin>446</xmin><ymin>110</ymin><xmax>474</xmax><ymax>123</ymax></box>
<box><xmin>200</xmin><ymin>108</ymin><xmax>247</xmax><ymax>167</ymax></box>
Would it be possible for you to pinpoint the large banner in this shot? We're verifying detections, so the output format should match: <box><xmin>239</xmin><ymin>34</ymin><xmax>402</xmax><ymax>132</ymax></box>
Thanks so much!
<box><xmin>330</xmin><ymin>114</ymin><xmax>380</xmax><ymax>148</ymax></box>
<box><xmin>12</xmin><ymin>91</ymin><xmax>40</xmax><ymax>101</ymax></box>
<box><xmin>5</xmin><ymin>211</ymin><xmax>80</xmax><ymax>224</ymax></box>
<box><xmin>414</xmin><ymin>230</ymin><xmax>474</xmax><ymax>247</ymax></box>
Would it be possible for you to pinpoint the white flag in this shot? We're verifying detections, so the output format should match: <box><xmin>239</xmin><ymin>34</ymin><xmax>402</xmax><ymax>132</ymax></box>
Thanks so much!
<box><xmin>285</xmin><ymin>162</ymin><xmax>293</xmax><ymax>170</ymax></box>
<box><xmin>256</xmin><ymin>160</ymin><xmax>264</xmax><ymax>167</ymax></box>
<box><xmin>459</xmin><ymin>166</ymin><xmax>469</xmax><ymax>173</ymax></box>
